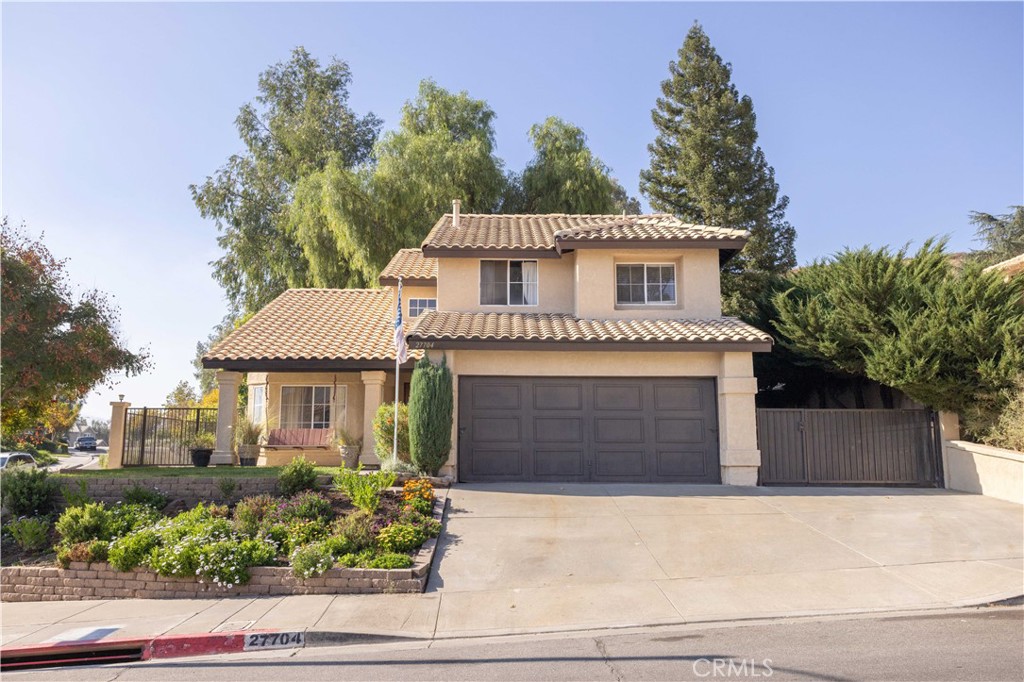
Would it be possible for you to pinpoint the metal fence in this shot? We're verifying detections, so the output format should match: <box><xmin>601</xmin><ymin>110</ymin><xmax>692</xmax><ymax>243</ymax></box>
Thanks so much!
<box><xmin>757</xmin><ymin>409</ymin><xmax>942</xmax><ymax>487</ymax></box>
<box><xmin>122</xmin><ymin>407</ymin><xmax>217</xmax><ymax>467</ymax></box>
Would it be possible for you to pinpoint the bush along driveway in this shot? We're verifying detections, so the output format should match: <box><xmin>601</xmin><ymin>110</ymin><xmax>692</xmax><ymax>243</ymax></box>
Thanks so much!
<box><xmin>0</xmin><ymin>460</ymin><xmax>446</xmax><ymax>600</ymax></box>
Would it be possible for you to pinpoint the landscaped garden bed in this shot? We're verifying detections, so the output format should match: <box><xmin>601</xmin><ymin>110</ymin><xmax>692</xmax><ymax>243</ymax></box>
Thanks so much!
<box><xmin>0</xmin><ymin>459</ymin><xmax>446</xmax><ymax>601</ymax></box>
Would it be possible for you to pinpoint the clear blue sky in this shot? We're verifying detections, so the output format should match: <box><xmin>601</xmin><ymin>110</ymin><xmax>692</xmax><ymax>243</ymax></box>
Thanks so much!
<box><xmin>3</xmin><ymin>2</ymin><xmax>1022</xmax><ymax>422</ymax></box>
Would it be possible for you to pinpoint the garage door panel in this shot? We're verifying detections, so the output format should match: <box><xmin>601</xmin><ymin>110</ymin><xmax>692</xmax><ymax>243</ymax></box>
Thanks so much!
<box><xmin>472</xmin><ymin>384</ymin><xmax>521</xmax><ymax>410</ymax></box>
<box><xmin>533</xmin><ymin>449</ymin><xmax>585</xmax><ymax>477</ymax></box>
<box><xmin>657</xmin><ymin>450</ymin><xmax>709</xmax><ymax>477</ymax></box>
<box><xmin>654</xmin><ymin>384</ymin><xmax>704</xmax><ymax>411</ymax></box>
<box><xmin>470</xmin><ymin>448</ymin><xmax>524</xmax><ymax>476</ymax></box>
<box><xmin>459</xmin><ymin>377</ymin><xmax>719</xmax><ymax>483</ymax></box>
<box><xmin>594</xmin><ymin>417</ymin><xmax>645</xmax><ymax>443</ymax></box>
<box><xmin>534</xmin><ymin>384</ymin><xmax>582</xmax><ymax>410</ymax></box>
<box><xmin>594</xmin><ymin>450</ymin><xmax>646</xmax><ymax>477</ymax></box>
<box><xmin>472</xmin><ymin>417</ymin><xmax>521</xmax><ymax>442</ymax></box>
<box><xmin>655</xmin><ymin>417</ymin><xmax>706</xmax><ymax>443</ymax></box>
<box><xmin>535</xmin><ymin>417</ymin><xmax>583</xmax><ymax>442</ymax></box>
<box><xmin>594</xmin><ymin>384</ymin><xmax>643</xmax><ymax>411</ymax></box>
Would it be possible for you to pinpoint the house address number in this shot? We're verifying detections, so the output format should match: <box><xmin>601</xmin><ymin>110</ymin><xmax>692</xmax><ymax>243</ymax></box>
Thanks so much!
<box><xmin>243</xmin><ymin>631</ymin><xmax>305</xmax><ymax>650</ymax></box>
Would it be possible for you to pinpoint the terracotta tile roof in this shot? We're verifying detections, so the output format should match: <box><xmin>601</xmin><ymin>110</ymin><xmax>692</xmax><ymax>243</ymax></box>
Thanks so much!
<box><xmin>420</xmin><ymin>213</ymin><xmax>748</xmax><ymax>252</ymax></box>
<box><xmin>379</xmin><ymin>249</ymin><xmax>438</xmax><ymax>284</ymax></box>
<box><xmin>408</xmin><ymin>312</ymin><xmax>772</xmax><ymax>349</ymax></box>
<box><xmin>204</xmin><ymin>289</ymin><xmax>423</xmax><ymax>365</ymax></box>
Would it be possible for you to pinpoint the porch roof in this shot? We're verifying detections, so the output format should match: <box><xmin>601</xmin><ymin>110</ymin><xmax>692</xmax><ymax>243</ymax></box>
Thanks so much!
<box><xmin>407</xmin><ymin>311</ymin><xmax>773</xmax><ymax>352</ymax></box>
<box><xmin>202</xmin><ymin>289</ymin><xmax>423</xmax><ymax>371</ymax></box>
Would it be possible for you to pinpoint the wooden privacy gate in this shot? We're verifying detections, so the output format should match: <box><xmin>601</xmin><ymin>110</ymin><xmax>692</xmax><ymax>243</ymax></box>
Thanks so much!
<box><xmin>756</xmin><ymin>409</ymin><xmax>943</xmax><ymax>486</ymax></box>
<box><xmin>122</xmin><ymin>407</ymin><xmax>217</xmax><ymax>467</ymax></box>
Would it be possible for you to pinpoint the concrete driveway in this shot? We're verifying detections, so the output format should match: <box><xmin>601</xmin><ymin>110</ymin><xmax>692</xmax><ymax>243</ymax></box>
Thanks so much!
<box><xmin>428</xmin><ymin>484</ymin><xmax>1024</xmax><ymax>636</ymax></box>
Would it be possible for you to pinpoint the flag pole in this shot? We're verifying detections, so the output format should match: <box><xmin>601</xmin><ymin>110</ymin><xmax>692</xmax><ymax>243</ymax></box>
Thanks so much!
<box><xmin>393</xmin><ymin>277</ymin><xmax>402</xmax><ymax>461</ymax></box>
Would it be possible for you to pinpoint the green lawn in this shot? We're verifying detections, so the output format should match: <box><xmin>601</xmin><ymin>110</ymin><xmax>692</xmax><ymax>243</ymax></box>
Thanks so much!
<box><xmin>57</xmin><ymin>466</ymin><xmax>337</xmax><ymax>479</ymax></box>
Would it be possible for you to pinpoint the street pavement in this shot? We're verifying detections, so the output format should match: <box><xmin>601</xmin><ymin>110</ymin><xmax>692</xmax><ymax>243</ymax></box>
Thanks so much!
<box><xmin>5</xmin><ymin>607</ymin><xmax>1022</xmax><ymax>681</ymax></box>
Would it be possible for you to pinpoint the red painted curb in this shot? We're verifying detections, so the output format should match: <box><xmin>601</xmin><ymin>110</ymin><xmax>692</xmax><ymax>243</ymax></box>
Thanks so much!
<box><xmin>0</xmin><ymin>629</ymin><xmax>301</xmax><ymax>670</ymax></box>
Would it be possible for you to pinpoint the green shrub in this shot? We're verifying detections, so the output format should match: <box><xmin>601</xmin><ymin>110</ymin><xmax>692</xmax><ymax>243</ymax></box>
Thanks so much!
<box><xmin>217</xmin><ymin>478</ymin><xmax>238</xmax><ymax>501</ymax></box>
<box><xmin>232</xmin><ymin>494</ymin><xmax>278</xmax><ymax>537</ymax></box>
<box><xmin>334</xmin><ymin>466</ymin><xmax>395</xmax><ymax>514</ymax></box>
<box><xmin>372</xmin><ymin>402</ymin><xmax>410</xmax><ymax>462</ymax></box>
<box><xmin>263</xmin><ymin>523</ymin><xmax>290</xmax><ymax>555</ymax></box>
<box><xmin>285</xmin><ymin>518</ymin><xmax>329</xmax><ymax>551</ymax></box>
<box><xmin>275</xmin><ymin>490</ymin><xmax>333</xmax><ymax>523</ymax></box>
<box><xmin>367</xmin><ymin>552</ymin><xmax>413</xmax><ymax>569</ymax></box>
<box><xmin>404</xmin><ymin>496</ymin><xmax>433</xmax><ymax>517</ymax></box>
<box><xmin>62</xmin><ymin>479</ymin><xmax>92</xmax><ymax>508</ymax></box>
<box><xmin>54</xmin><ymin>503</ymin><xmax>112</xmax><ymax>545</ymax></box>
<box><xmin>278</xmin><ymin>456</ymin><xmax>318</xmax><ymax>496</ymax></box>
<box><xmin>332</xmin><ymin>510</ymin><xmax>376</xmax><ymax>551</ymax></box>
<box><xmin>291</xmin><ymin>541</ymin><xmax>335</xmax><ymax>578</ymax></box>
<box><xmin>108</xmin><ymin>528</ymin><xmax>160</xmax><ymax>571</ymax></box>
<box><xmin>408</xmin><ymin>356</ymin><xmax>454</xmax><ymax>475</ymax></box>
<box><xmin>337</xmin><ymin>549</ymin><xmax>413</xmax><ymax>569</ymax></box>
<box><xmin>7</xmin><ymin>517</ymin><xmax>51</xmax><ymax>552</ymax></box>
<box><xmin>123</xmin><ymin>484</ymin><xmax>168</xmax><ymax>510</ymax></box>
<box><xmin>107</xmin><ymin>503</ymin><xmax>162</xmax><ymax>539</ymax></box>
<box><xmin>1</xmin><ymin>467</ymin><xmax>61</xmax><ymax>517</ymax></box>
<box><xmin>322</xmin><ymin>534</ymin><xmax>357</xmax><ymax>557</ymax></box>
<box><xmin>397</xmin><ymin>508</ymin><xmax>442</xmax><ymax>539</ymax></box>
<box><xmin>375</xmin><ymin>522</ymin><xmax>424</xmax><ymax>553</ymax></box>
<box><xmin>195</xmin><ymin>537</ymin><xmax>276</xmax><ymax>588</ymax></box>
<box><xmin>985</xmin><ymin>376</ymin><xmax>1024</xmax><ymax>452</ymax></box>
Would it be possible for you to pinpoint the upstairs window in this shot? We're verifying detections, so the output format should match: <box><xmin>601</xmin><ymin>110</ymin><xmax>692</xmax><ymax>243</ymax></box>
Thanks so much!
<box><xmin>409</xmin><ymin>298</ymin><xmax>437</xmax><ymax>318</ymax></box>
<box><xmin>480</xmin><ymin>260</ymin><xmax>538</xmax><ymax>306</ymax></box>
<box><xmin>616</xmin><ymin>264</ymin><xmax>676</xmax><ymax>305</ymax></box>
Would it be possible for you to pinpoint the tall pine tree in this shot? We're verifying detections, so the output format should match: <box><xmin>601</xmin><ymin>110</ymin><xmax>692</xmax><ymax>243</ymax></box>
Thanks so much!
<box><xmin>640</xmin><ymin>23</ymin><xmax>796</xmax><ymax>316</ymax></box>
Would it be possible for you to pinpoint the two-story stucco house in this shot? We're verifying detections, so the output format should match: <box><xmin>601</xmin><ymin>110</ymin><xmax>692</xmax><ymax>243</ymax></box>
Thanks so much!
<box><xmin>202</xmin><ymin>202</ymin><xmax>773</xmax><ymax>485</ymax></box>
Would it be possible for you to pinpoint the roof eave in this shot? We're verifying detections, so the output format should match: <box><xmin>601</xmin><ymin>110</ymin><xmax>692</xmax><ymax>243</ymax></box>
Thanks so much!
<box><xmin>406</xmin><ymin>338</ymin><xmax>772</xmax><ymax>353</ymax></box>
<box><xmin>378</xmin><ymin>276</ymin><xmax>437</xmax><ymax>287</ymax></box>
<box><xmin>201</xmin><ymin>357</ymin><xmax>420</xmax><ymax>372</ymax></box>
<box><xmin>420</xmin><ymin>246</ymin><xmax>561</xmax><ymax>259</ymax></box>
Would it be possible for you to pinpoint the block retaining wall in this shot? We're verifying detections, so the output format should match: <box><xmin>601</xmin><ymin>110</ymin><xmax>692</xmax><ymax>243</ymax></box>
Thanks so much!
<box><xmin>1</xmin><ymin>492</ymin><xmax>444</xmax><ymax>602</ymax></box>
<box><xmin>54</xmin><ymin>475</ymin><xmax>337</xmax><ymax>507</ymax></box>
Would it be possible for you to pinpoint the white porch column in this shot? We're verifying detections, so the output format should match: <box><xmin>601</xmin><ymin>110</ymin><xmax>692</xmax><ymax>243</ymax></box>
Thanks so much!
<box><xmin>361</xmin><ymin>370</ymin><xmax>386</xmax><ymax>465</ymax></box>
<box><xmin>938</xmin><ymin>411</ymin><xmax>961</xmax><ymax>488</ymax></box>
<box><xmin>106</xmin><ymin>401</ymin><xmax>131</xmax><ymax>469</ymax></box>
<box><xmin>211</xmin><ymin>371</ymin><xmax>241</xmax><ymax>466</ymax></box>
<box><xmin>717</xmin><ymin>352</ymin><xmax>761</xmax><ymax>486</ymax></box>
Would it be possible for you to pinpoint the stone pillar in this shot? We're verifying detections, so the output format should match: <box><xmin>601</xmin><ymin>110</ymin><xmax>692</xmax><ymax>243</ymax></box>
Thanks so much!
<box><xmin>361</xmin><ymin>370</ymin><xmax>386</xmax><ymax>465</ymax></box>
<box><xmin>211</xmin><ymin>371</ymin><xmax>241</xmax><ymax>466</ymax></box>
<box><xmin>717</xmin><ymin>352</ymin><xmax>761</xmax><ymax>486</ymax></box>
<box><xmin>106</xmin><ymin>401</ymin><xmax>131</xmax><ymax>469</ymax></box>
<box><xmin>937</xmin><ymin>411</ymin><xmax>961</xmax><ymax>489</ymax></box>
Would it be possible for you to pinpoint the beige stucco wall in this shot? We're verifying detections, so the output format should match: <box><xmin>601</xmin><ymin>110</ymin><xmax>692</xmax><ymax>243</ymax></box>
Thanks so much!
<box><xmin>384</xmin><ymin>283</ymin><xmax>438</xmax><ymax>319</ymax></box>
<box><xmin>574</xmin><ymin>248</ymin><xmax>722</xmax><ymax>319</ymax></box>
<box><xmin>943</xmin><ymin>440</ymin><xmax>1024</xmax><ymax>505</ymax></box>
<box><xmin>436</xmin><ymin>255</ymin><xmax>576</xmax><ymax>313</ymax></box>
<box><xmin>433</xmin><ymin>348</ymin><xmax>760</xmax><ymax>484</ymax></box>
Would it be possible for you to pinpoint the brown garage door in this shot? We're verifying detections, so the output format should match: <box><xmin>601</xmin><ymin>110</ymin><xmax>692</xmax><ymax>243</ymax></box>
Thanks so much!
<box><xmin>458</xmin><ymin>377</ymin><xmax>720</xmax><ymax>483</ymax></box>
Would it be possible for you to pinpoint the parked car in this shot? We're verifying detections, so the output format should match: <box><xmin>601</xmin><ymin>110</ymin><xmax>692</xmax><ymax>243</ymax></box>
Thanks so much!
<box><xmin>74</xmin><ymin>435</ymin><xmax>97</xmax><ymax>451</ymax></box>
<box><xmin>0</xmin><ymin>452</ymin><xmax>37</xmax><ymax>469</ymax></box>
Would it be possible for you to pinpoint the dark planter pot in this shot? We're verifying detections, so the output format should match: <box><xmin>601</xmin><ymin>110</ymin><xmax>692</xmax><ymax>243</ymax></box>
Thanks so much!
<box><xmin>239</xmin><ymin>456</ymin><xmax>258</xmax><ymax>467</ymax></box>
<box><xmin>190</xmin><ymin>449</ymin><xmax>213</xmax><ymax>467</ymax></box>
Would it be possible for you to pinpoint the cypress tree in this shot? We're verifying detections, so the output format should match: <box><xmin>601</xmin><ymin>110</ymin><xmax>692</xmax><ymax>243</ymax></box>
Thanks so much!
<box><xmin>408</xmin><ymin>356</ymin><xmax>454</xmax><ymax>476</ymax></box>
<box><xmin>640</xmin><ymin>23</ymin><xmax>796</xmax><ymax>315</ymax></box>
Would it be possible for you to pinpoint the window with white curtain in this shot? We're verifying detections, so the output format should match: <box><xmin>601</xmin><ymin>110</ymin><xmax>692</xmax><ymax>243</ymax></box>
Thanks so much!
<box><xmin>279</xmin><ymin>385</ymin><xmax>346</xmax><ymax>430</ymax></box>
<box><xmin>248</xmin><ymin>385</ymin><xmax>266</xmax><ymax>424</ymax></box>
<box><xmin>480</xmin><ymin>260</ymin><xmax>538</xmax><ymax>306</ymax></box>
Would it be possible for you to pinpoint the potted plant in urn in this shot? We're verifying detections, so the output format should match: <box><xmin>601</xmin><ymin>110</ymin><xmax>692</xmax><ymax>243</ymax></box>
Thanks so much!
<box><xmin>188</xmin><ymin>431</ymin><xmax>216</xmax><ymax>467</ymax></box>
<box><xmin>235</xmin><ymin>414</ymin><xmax>263</xmax><ymax>467</ymax></box>
<box><xmin>335</xmin><ymin>428</ymin><xmax>362</xmax><ymax>469</ymax></box>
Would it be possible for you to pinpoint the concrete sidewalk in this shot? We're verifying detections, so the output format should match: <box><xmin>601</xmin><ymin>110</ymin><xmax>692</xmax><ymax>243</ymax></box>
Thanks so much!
<box><xmin>2</xmin><ymin>486</ymin><xmax>1022</xmax><ymax>649</ymax></box>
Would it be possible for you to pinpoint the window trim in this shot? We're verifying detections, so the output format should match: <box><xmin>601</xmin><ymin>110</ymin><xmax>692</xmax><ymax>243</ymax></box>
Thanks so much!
<box><xmin>248</xmin><ymin>384</ymin><xmax>266</xmax><ymax>424</ymax></box>
<box><xmin>478</xmin><ymin>259</ymin><xmax>540</xmax><ymax>307</ymax></box>
<box><xmin>408</xmin><ymin>298</ymin><xmax>437</xmax><ymax>318</ymax></box>
<box><xmin>615</xmin><ymin>262</ymin><xmax>678</xmax><ymax>306</ymax></box>
<box><xmin>277</xmin><ymin>384</ymin><xmax>347</xmax><ymax>431</ymax></box>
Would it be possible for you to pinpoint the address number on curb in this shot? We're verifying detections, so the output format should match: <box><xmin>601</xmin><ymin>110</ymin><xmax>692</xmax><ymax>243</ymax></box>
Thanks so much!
<box><xmin>244</xmin><ymin>631</ymin><xmax>305</xmax><ymax>650</ymax></box>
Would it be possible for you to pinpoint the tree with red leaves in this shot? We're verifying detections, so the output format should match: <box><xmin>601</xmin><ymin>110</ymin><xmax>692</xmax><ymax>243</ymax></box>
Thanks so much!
<box><xmin>1</xmin><ymin>219</ymin><xmax>150</xmax><ymax>435</ymax></box>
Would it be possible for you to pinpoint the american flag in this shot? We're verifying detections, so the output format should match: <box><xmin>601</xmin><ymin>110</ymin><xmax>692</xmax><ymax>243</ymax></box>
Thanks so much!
<box><xmin>394</xmin><ymin>278</ymin><xmax>408</xmax><ymax>363</ymax></box>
